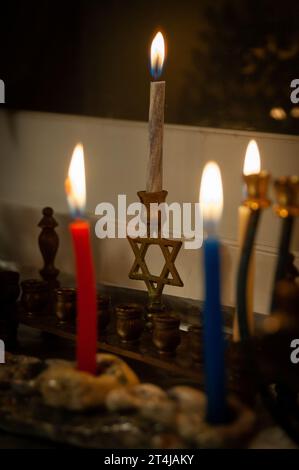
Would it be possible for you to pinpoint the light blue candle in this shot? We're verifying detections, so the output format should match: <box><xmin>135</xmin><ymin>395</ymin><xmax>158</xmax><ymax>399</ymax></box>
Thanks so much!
<box><xmin>200</xmin><ymin>162</ymin><xmax>227</xmax><ymax>424</ymax></box>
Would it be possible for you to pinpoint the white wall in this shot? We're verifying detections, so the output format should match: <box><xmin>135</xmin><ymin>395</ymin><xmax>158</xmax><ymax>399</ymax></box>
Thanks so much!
<box><xmin>0</xmin><ymin>110</ymin><xmax>298</xmax><ymax>314</ymax></box>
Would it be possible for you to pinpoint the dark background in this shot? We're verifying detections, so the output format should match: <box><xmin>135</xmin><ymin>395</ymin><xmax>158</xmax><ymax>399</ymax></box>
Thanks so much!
<box><xmin>1</xmin><ymin>0</ymin><xmax>299</xmax><ymax>134</ymax></box>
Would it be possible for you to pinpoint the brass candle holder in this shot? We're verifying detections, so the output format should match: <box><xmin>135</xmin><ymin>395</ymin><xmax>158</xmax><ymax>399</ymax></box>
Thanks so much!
<box><xmin>242</xmin><ymin>171</ymin><xmax>271</xmax><ymax>210</ymax></box>
<box><xmin>271</xmin><ymin>176</ymin><xmax>299</xmax><ymax>312</ymax></box>
<box><xmin>273</xmin><ymin>175</ymin><xmax>299</xmax><ymax>218</ymax></box>
<box><xmin>115</xmin><ymin>303</ymin><xmax>144</xmax><ymax>344</ymax></box>
<box><xmin>127</xmin><ymin>190</ymin><xmax>183</xmax><ymax>314</ymax></box>
<box><xmin>236</xmin><ymin>171</ymin><xmax>271</xmax><ymax>340</ymax></box>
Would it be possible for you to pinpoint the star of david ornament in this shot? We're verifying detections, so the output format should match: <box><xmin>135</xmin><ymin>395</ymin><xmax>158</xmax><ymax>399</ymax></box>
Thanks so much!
<box><xmin>127</xmin><ymin>236</ymin><xmax>183</xmax><ymax>309</ymax></box>
<box><xmin>127</xmin><ymin>190</ymin><xmax>184</xmax><ymax>311</ymax></box>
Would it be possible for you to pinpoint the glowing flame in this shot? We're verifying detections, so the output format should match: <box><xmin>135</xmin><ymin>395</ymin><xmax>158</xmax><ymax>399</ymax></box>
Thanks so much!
<box><xmin>270</xmin><ymin>107</ymin><xmax>287</xmax><ymax>121</ymax></box>
<box><xmin>200</xmin><ymin>161</ymin><xmax>223</xmax><ymax>231</ymax></box>
<box><xmin>65</xmin><ymin>143</ymin><xmax>86</xmax><ymax>218</ymax></box>
<box><xmin>150</xmin><ymin>32</ymin><xmax>165</xmax><ymax>79</ymax></box>
<box><xmin>243</xmin><ymin>140</ymin><xmax>261</xmax><ymax>176</ymax></box>
<box><xmin>291</xmin><ymin>107</ymin><xmax>299</xmax><ymax>118</ymax></box>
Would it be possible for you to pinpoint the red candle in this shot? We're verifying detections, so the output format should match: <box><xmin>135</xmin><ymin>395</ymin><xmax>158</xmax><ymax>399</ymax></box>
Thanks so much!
<box><xmin>65</xmin><ymin>144</ymin><xmax>97</xmax><ymax>375</ymax></box>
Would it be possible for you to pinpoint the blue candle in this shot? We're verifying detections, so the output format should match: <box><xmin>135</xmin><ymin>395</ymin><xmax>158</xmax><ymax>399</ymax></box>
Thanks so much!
<box><xmin>203</xmin><ymin>236</ymin><xmax>227</xmax><ymax>423</ymax></box>
<box><xmin>200</xmin><ymin>161</ymin><xmax>227</xmax><ymax>424</ymax></box>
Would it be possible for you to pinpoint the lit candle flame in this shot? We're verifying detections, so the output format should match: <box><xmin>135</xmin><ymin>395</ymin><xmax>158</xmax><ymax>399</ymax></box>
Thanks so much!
<box><xmin>65</xmin><ymin>143</ymin><xmax>86</xmax><ymax>218</ymax></box>
<box><xmin>200</xmin><ymin>161</ymin><xmax>223</xmax><ymax>232</ymax></box>
<box><xmin>150</xmin><ymin>32</ymin><xmax>165</xmax><ymax>80</ymax></box>
<box><xmin>243</xmin><ymin>140</ymin><xmax>261</xmax><ymax>176</ymax></box>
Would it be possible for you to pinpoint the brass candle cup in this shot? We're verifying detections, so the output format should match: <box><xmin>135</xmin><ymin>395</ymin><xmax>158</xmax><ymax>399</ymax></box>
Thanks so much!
<box><xmin>152</xmin><ymin>314</ymin><xmax>181</xmax><ymax>356</ymax></box>
<box><xmin>115</xmin><ymin>303</ymin><xmax>144</xmax><ymax>344</ymax></box>
<box><xmin>55</xmin><ymin>287</ymin><xmax>76</xmax><ymax>323</ymax></box>
<box><xmin>21</xmin><ymin>279</ymin><xmax>49</xmax><ymax>316</ymax></box>
<box><xmin>137</xmin><ymin>190</ymin><xmax>168</xmax><ymax>233</ymax></box>
<box><xmin>55</xmin><ymin>289</ymin><xmax>111</xmax><ymax>327</ymax></box>
<box><xmin>273</xmin><ymin>176</ymin><xmax>299</xmax><ymax>218</ymax></box>
<box><xmin>97</xmin><ymin>294</ymin><xmax>111</xmax><ymax>330</ymax></box>
<box><xmin>243</xmin><ymin>171</ymin><xmax>271</xmax><ymax>210</ymax></box>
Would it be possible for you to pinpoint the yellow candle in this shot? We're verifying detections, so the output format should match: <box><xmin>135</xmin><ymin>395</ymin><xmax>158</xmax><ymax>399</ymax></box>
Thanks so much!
<box><xmin>233</xmin><ymin>140</ymin><xmax>261</xmax><ymax>341</ymax></box>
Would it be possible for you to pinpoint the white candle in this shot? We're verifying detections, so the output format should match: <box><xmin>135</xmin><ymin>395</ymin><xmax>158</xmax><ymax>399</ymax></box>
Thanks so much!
<box><xmin>233</xmin><ymin>140</ymin><xmax>261</xmax><ymax>341</ymax></box>
<box><xmin>146</xmin><ymin>32</ymin><xmax>165</xmax><ymax>193</ymax></box>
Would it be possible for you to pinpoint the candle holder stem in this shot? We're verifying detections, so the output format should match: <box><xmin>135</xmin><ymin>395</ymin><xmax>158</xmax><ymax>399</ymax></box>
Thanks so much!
<box><xmin>147</xmin><ymin>292</ymin><xmax>166</xmax><ymax>314</ymax></box>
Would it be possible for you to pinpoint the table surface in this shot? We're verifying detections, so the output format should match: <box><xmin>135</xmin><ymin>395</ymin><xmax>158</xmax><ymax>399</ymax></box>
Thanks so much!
<box><xmin>0</xmin><ymin>325</ymin><xmax>197</xmax><ymax>448</ymax></box>
<box><xmin>0</xmin><ymin>326</ymin><xmax>72</xmax><ymax>448</ymax></box>
<box><xmin>0</xmin><ymin>325</ymin><xmax>297</xmax><ymax>449</ymax></box>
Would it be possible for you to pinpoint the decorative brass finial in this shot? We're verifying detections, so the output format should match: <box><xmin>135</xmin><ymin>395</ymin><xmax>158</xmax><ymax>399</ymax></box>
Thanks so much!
<box><xmin>273</xmin><ymin>176</ymin><xmax>299</xmax><ymax>218</ymax></box>
<box><xmin>242</xmin><ymin>171</ymin><xmax>271</xmax><ymax>210</ymax></box>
